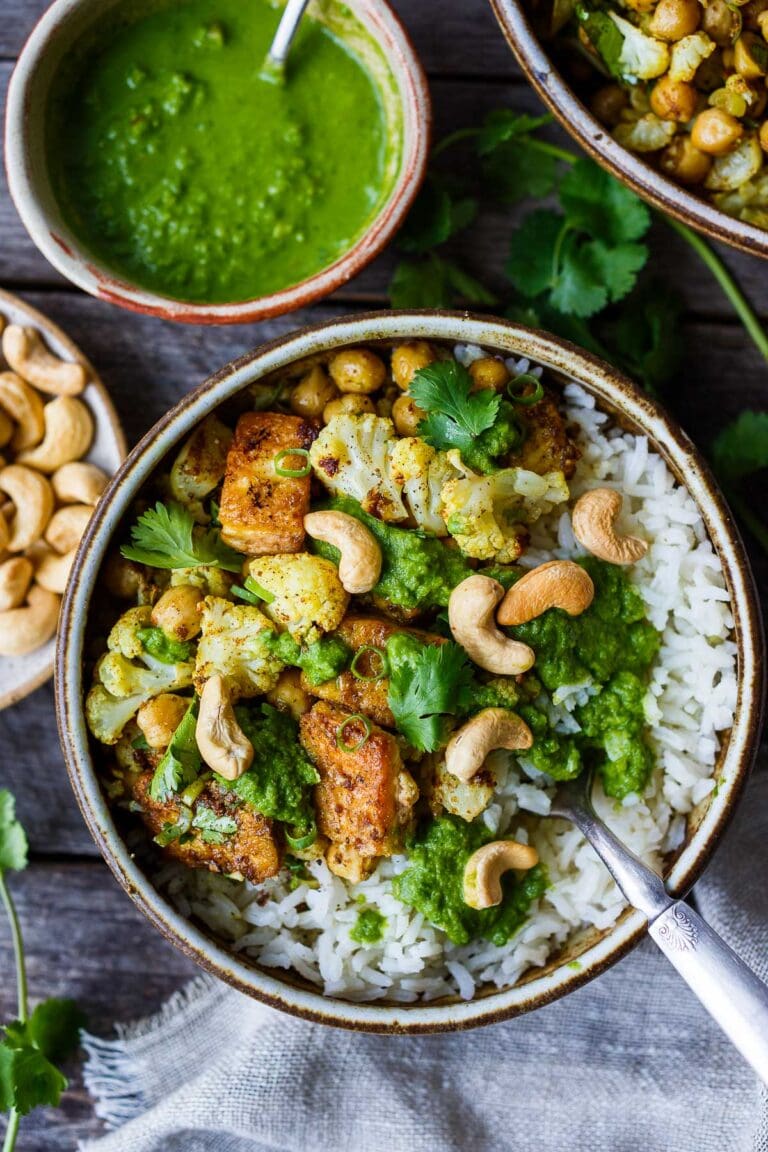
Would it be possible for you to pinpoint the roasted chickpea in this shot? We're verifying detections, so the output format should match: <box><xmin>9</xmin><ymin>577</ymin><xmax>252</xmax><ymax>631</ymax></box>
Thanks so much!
<box><xmin>103</xmin><ymin>553</ymin><xmax>143</xmax><ymax>600</ymax></box>
<box><xmin>691</xmin><ymin>107</ymin><xmax>744</xmax><ymax>152</ymax></box>
<box><xmin>322</xmin><ymin>393</ymin><xmax>376</xmax><ymax>422</ymax></box>
<box><xmin>659</xmin><ymin>134</ymin><xmax>714</xmax><ymax>181</ymax></box>
<box><xmin>392</xmin><ymin>394</ymin><xmax>426</xmax><ymax>437</ymax></box>
<box><xmin>758</xmin><ymin>9</ymin><xmax>768</xmax><ymax>38</ymax></box>
<box><xmin>702</xmin><ymin>0</ymin><xmax>741</xmax><ymax>45</ymax></box>
<box><xmin>590</xmin><ymin>83</ymin><xmax>629</xmax><ymax>125</ymax></box>
<box><xmin>468</xmin><ymin>357</ymin><xmax>511</xmax><ymax>391</ymax></box>
<box><xmin>151</xmin><ymin>584</ymin><xmax>203</xmax><ymax>641</ymax></box>
<box><xmin>328</xmin><ymin>349</ymin><xmax>387</xmax><ymax>394</ymax></box>
<box><xmin>266</xmin><ymin>669</ymin><xmax>312</xmax><ymax>720</ymax></box>
<box><xmin>734</xmin><ymin>30</ymin><xmax>768</xmax><ymax>75</ymax></box>
<box><xmin>136</xmin><ymin>693</ymin><xmax>189</xmax><ymax>750</ymax></box>
<box><xmin>760</xmin><ymin>120</ymin><xmax>768</xmax><ymax>150</ymax></box>
<box><xmin>391</xmin><ymin>341</ymin><xmax>435</xmax><ymax>390</ymax></box>
<box><xmin>289</xmin><ymin>365</ymin><xmax>338</xmax><ymax>419</ymax></box>
<box><xmin>651</xmin><ymin>75</ymin><xmax>700</xmax><ymax>120</ymax></box>
<box><xmin>649</xmin><ymin>0</ymin><xmax>700</xmax><ymax>39</ymax></box>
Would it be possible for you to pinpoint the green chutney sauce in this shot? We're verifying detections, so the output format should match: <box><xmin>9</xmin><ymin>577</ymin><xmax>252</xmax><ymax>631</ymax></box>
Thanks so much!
<box><xmin>46</xmin><ymin>0</ymin><xmax>396</xmax><ymax>303</ymax></box>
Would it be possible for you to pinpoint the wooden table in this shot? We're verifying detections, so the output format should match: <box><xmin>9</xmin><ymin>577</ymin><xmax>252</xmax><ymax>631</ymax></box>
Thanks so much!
<box><xmin>0</xmin><ymin>1</ymin><xmax>765</xmax><ymax>1145</ymax></box>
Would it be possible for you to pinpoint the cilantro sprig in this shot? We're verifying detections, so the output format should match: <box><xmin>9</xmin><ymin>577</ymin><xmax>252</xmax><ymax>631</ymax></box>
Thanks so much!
<box><xmin>386</xmin><ymin>634</ymin><xmax>473</xmax><ymax>751</ymax></box>
<box><xmin>121</xmin><ymin>501</ymin><xmax>244</xmax><ymax>572</ymax></box>
<box><xmin>0</xmin><ymin>792</ymin><xmax>85</xmax><ymax>1148</ymax></box>
<box><xmin>712</xmin><ymin>412</ymin><xmax>768</xmax><ymax>553</ymax></box>
<box><xmin>410</xmin><ymin>360</ymin><xmax>498</xmax><ymax>446</ymax></box>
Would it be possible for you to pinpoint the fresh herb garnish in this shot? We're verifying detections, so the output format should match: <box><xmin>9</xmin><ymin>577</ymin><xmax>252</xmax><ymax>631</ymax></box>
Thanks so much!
<box><xmin>149</xmin><ymin>700</ymin><xmax>201</xmax><ymax>803</ymax></box>
<box><xmin>191</xmin><ymin>805</ymin><xmax>238</xmax><ymax>845</ymax></box>
<box><xmin>711</xmin><ymin>411</ymin><xmax>768</xmax><ymax>553</ymax></box>
<box><xmin>121</xmin><ymin>500</ymin><xmax>243</xmax><ymax>572</ymax></box>
<box><xmin>409</xmin><ymin>360</ymin><xmax>499</xmax><ymax>448</ymax></box>
<box><xmin>386</xmin><ymin>634</ymin><xmax>473</xmax><ymax>752</ymax></box>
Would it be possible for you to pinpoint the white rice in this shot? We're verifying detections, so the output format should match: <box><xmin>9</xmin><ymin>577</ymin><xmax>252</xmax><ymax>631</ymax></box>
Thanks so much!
<box><xmin>156</xmin><ymin>357</ymin><xmax>737</xmax><ymax>1003</ymax></box>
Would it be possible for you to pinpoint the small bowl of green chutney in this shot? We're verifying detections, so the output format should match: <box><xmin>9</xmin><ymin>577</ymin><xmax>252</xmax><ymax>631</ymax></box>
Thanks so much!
<box><xmin>6</xmin><ymin>0</ymin><xmax>430</xmax><ymax>324</ymax></box>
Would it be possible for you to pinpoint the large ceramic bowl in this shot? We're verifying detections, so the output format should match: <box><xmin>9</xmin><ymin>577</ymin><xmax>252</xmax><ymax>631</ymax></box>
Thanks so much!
<box><xmin>56</xmin><ymin>312</ymin><xmax>764</xmax><ymax>1032</ymax></box>
<box><xmin>5</xmin><ymin>0</ymin><xmax>430</xmax><ymax>324</ymax></box>
<box><xmin>490</xmin><ymin>0</ymin><xmax>768</xmax><ymax>260</ymax></box>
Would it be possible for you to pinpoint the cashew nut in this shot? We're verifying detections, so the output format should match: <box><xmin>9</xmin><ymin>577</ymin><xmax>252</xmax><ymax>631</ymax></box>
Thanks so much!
<box><xmin>0</xmin><ymin>411</ymin><xmax>13</xmax><ymax>450</ymax></box>
<box><xmin>52</xmin><ymin>461</ymin><xmax>109</xmax><ymax>506</ymax></box>
<box><xmin>2</xmin><ymin>325</ymin><xmax>87</xmax><ymax>396</ymax></box>
<box><xmin>0</xmin><ymin>372</ymin><xmax>45</xmax><ymax>451</ymax></box>
<box><xmin>196</xmin><ymin>674</ymin><xmax>254</xmax><ymax>781</ymax></box>
<box><xmin>0</xmin><ymin>508</ymin><xmax>8</xmax><ymax>554</ymax></box>
<box><xmin>496</xmin><ymin>560</ymin><xmax>595</xmax><ymax>626</ymax></box>
<box><xmin>35</xmin><ymin>547</ymin><xmax>78</xmax><ymax>594</ymax></box>
<box><xmin>448</xmin><ymin>575</ymin><xmax>535</xmax><ymax>676</ymax></box>
<box><xmin>445</xmin><ymin>708</ymin><xmax>533</xmax><ymax>783</ymax></box>
<box><xmin>17</xmin><ymin>396</ymin><xmax>94</xmax><ymax>474</ymax></box>
<box><xmin>44</xmin><ymin>504</ymin><xmax>93</xmax><ymax>555</ymax></box>
<box><xmin>572</xmin><ymin>488</ymin><xmax>648</xmax><ymax>565</ymax></box>
<box><xmin>463</xmin><ymin>839</ymin><xmax>540</xmax><ymax>910</ymax></box>
<box><xmin>0</xmin><ymin>465</ymin><xmax>54</xmax><ymax>552</ymax></box>
<box><xmin>136</xmin><ymin>693</ymin><xmax>190</xmax><ymax>750</ymax></box>
<box><xmin>0</xmin><ymin>584</ymin><xmax>60</xmax><ymax>655</ymax></box>
<box><xmin>0</xmin><ymin>557</ymin><xmax>33</xmax><ymax>611</ymax></box>
<box><xmin>303</xmin><ymin>510</ymin><xmax>382</xmax><ymax>594</ymax></box>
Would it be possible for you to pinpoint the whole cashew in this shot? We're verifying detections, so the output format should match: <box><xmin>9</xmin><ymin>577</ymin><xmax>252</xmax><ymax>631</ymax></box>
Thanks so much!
<box><xmin>303</xmin><ymin>510</ymin><xmax>382</xmax><ymax>594</ymax></box>
<box><xmin>572</xmin><ymin>488</ymin><xmax>648</xmax><ymax>565</ymax></box>
<box><xmin>52</xmin><ymin>461</ymin><xmax>109</xmax><ymax>506</ymax></box>
<box><xmin>445</xmin><ymin>708</ymin><xmax>533</xmax><ymax>782</ymax></box>
<box><xmin>0</xmin><ymin>584</ymin><xmax>60</xmax><ymax>655</ymax></box>
<box><xmin>0</xmin><ymin>557</ymin><xmax>34</xmax><ymax>611</ymax></box>
<box><xmin>497</xmin><ymin>560</ymin><xmax>595</xmax><ymax>626</ymax></box>
<box><xmin>196</xmin><ymin>673</ymin><xmax>254</xmax><ymax>781</ymax></box>
<box><xmin>0</xmin><ymin>411</ymin><xmax>13</xmax><ymax>450</ymax></box>
<box><xmin>448</xmin><ymin>575</ymin><xmax>535</xmax><ymax>676</ymax></box>
<box><xmin>44</xmin><ymin>504</ymin><xmax>92</xmax><ymax>554</ymax></box>
<box><xmin>463</xmin><ymin>839</ymin><xmax>540</xmax><ymax>910</ymax></box>
<box><xmin>17</xmin><ymin>396</ymin><xmax>93</xmax><ymax>474</ymax></box>
<box><xmin>35</xmin><ymin>547</ymin><xmax>77</xmax><ymax>595</ymax></box>
<box><xmin>0</xmin><ymin>372</ymin><xmax>45</xmax><ymax>451</ymax></box>
<box><xmin>0</xmin><ymin>508</ymin><xmax>8</xmax><ymax>554</ymax></box>
<box><xmin>0</xmin><ymin>465</ymin><xmax>54</xmax><ymax>551</ymax></box>
<box><xmin>2</xmin><ymin>325</ymin><xmax>87</xmax><ymax>396</ymax></box>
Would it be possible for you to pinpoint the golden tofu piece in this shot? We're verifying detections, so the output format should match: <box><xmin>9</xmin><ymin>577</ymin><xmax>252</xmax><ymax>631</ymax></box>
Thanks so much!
<box><xmin>509</xmin><ymin>390</ymin><xmax>580</xmax><ymax>479</ymax></box>
<box><xmin>219</xmin><ymin>412</ymin><xmax>316</xmax><ymax>555</ymax></box>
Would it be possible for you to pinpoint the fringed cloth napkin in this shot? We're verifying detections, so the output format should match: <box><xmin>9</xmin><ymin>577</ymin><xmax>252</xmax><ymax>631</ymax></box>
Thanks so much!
<box><xmin>80</xmin><ymin>770</ymin><xmax>768</xmax><ymax>1152</ymax></box>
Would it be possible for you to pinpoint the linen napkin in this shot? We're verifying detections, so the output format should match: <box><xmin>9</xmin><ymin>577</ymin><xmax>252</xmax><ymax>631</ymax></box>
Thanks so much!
<box><xmin>80</xmin><ymin>766</ymin><xmax>768</xmax><ymax>1152</ymax></box>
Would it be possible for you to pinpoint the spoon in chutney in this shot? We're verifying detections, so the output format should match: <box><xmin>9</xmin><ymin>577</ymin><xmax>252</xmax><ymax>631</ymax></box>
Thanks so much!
<box><xmin>262</xmin><ymin>0</ymin><xmax>311</xmax><ymax>82</ymax></box>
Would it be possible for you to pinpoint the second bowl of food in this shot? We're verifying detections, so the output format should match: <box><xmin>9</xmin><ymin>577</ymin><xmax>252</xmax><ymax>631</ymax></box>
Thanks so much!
<box><xmin>56</xmin><ymin>312</ymin><xmax>763</xmax><ymax>1031</ymax></box>
<box><xmin>6</xmin><ymin>0</ymin><xmax>429</xmax><ymax>323</ymax></box>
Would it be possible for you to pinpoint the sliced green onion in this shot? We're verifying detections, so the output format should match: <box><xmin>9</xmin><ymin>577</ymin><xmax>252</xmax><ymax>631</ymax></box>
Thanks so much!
<box><xmin>336</xmin><ymin>713</ymin><xmax>371</xmax><ymax>753</ymax></box>
<box><xmin>180</xmin><ymin>772</ymin><xmax>211</xmax><ymax>808</ymax></box>
<box><xmin>244</xmin><ymin>576</ymin><xmax>276</xmax><ymax>604</ymax></box>
<box><xmin>507</xmin><ymin>373</ymin><xmax>544</xmax><ymax>406</ymax></box>
<box><xmin>231</xmin><ymin>583</ymin><xmax>262</xmax><ymax>605</ymax></box>
<box><xmin>274</xmin><ymin>448</ymin><xmax>311</xmax><ymax>478</ymax></box>
<box><xmin>350</xmin><ymin>645</ymin><xmax>388</xmax><ymax>682</ymax></box>
<box><xmin>285</xmin><ymin>821</ymin><xmax>318</xmax><ymax>851</ymax></box>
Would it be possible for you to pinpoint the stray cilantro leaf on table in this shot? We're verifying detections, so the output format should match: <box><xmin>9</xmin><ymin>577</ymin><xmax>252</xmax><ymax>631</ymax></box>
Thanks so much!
<box><xmin>477</xmin><ymin>110</ymin><xmax>559</xmax><ymax>202</ymax></box>
<box><xmin>0</xmin><ymin>792</ymin><xmax>28</xmax><ymax>873</ymax></box>
<box><xmin>121</xmin><ymin>500</ymin><xmax>244</xmax><ymax>572</ymax></box>
<box><xmin>396</xmin><ymin>175</ymin><xmax>477</xmax><ymax>255</ymax></box>
<box><xmin>712</xmin><ymin>412</ymin><xmax>768</xmax><ymax>553</ymax></box>
<box><xmin>390</xmin><ymin>255</ymin><xmax>496</xmax><ymax>310</ymax></box>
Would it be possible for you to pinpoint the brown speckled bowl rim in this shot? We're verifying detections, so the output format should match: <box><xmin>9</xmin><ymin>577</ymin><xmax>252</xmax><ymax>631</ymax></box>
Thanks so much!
<box><xmin>5</xmin><ymin>0</ymin><xmax>432</xmax><ymax>325</ymax></box>
<box><xmin>56</xmin><ymin>311</ymin><xmax>764</xmax><ymax>1033</ymax></box>
<box><xmin>489</xmin><ymin>0</ymin><xmax>768</xmax><ymax>260</ymax></box>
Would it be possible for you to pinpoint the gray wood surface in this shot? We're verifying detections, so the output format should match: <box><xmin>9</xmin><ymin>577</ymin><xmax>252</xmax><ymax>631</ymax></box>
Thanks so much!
<box><xmin>0</xmin><ymin>0</ymin><xmax>766</xmax><ymax>1147</ymax></box>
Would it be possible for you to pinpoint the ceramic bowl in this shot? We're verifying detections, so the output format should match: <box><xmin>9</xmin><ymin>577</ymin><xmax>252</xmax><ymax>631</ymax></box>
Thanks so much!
<box><xmin>56</xmin><ymin>311</ymin><xmax>764</xmax><ymax>1032</ymax></box>
<box><xmin>490</xmin><ymin>0</ymin><xmax>768</xmax><ymax>260</ymax></box>
<box><xmin>5</xmin><ymin>0</ymin><xmax>430</xmax><ymax>324</ymax></box>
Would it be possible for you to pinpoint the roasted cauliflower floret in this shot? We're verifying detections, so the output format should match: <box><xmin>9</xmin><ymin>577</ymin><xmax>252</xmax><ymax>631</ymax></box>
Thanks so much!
<box><xmin>107</xmin><ymin>605</ymin><xmax>153</xmax><ymax>659</ymax></box>
<box><xmin>613</xmin><ymin>113</ymin><xmax>677</xmax><ymax>153</ymax></box>
<box><xmin>309</xmin><ymin>414</ymin><xmax>408</xmax><ymax>522</ymax></box>
<box><xmin>194</xmin><ymin>596</ymin><xmax>283</xmax><ymax>698</ymax></box>
<box><xmin>389</xmin><ymin>438</ymin><xmax>458</xmax><ymax>536</ymax></box>
<box><xmin>668</xmin><ymin>32</ymin><xmax>715</xmax><ymax>83</ymax></box>
<box><xmin>170</xmin><ymin>415</ymin><xmax>233</xmax><ymax>523</ymax></box>
<box><xmin>97</xmin><ymin>651</ymin><xmax>193</xmax><ymax>700</ymax></box>
<box><xmin>247</xmin><ymin>553</ymin><xmax>349</xmax><ymax>644</ymax></box>
<box><xmin>86</xmin><ymin>685</ymin><xmax>150</xmax><ymax>745</ymax></box>
<box><xmin>440</xmin><ymin>452</ymin><xmax>570</xmax><ymax>562</ymax></box>
<box><xmin>705</xmin><ymin>134</ymin><xmax>763</xmax><ymax>193</ymax></box>
<box><xmin>169</xmin><ymin>565</ymin><xmax>233</xmax><ymax>597</ymax></box>
<box><xmin>609</xmin><ymin>12</ymin><xmax>669</xmax><ymax>79</ymax></box>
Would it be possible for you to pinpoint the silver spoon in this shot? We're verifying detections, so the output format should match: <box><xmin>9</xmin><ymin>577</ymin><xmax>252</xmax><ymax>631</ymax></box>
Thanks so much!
<box><xmin>551</xmin><ymin>772</ymin><xmax>768</xmax><ymax>1083</ymax></box>
<box><xmin>262</xmin><ymin>0</ymin><xmax>311</xmax><ymax>82</ymax></box>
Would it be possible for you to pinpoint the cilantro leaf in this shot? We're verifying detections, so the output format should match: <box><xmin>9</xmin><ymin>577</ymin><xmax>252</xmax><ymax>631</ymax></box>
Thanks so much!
<box><xmin>397</xmin><ymin>176</ymin><xmax>477</xmax><ymax>255</ymax></box>
<box><xmin>0</xmin><ymin>1044</ymin><xmax>67</xmax><ymax>1116</ymax></box>
<box><xmin>588</xmin><ymin>240</ymin><xmax>648</xmax><ymax>304</ymax></box>
<box><xmin>476</xmin><ymin>110</ymin><xmax>554</xmax><ymax>156</ymax></box>
<box><xmin>559</xmin><ymin>159</ymin><xmax>651</xmax><ymax>245</ymax></box>
<box><xmin>24</xmin><ymin>1001</ymin><xmax>86</xmax><ymax>1065</ymax></box>
<box><xmin>386</xmin><ymin>634</ymin><xmax>474</xmax><ymax>751</ymax></box>
<box><xmin>390</xmin><ymin>255</ymin><xmax>496</xmax><ymax>309</ymax></box>
<box><xmin>153</xmin><ymin>806</ymin><xmax>193</xmax><ymax>847</ymax></box>
<box><xmin>149</xmin><ymin>700</ymin><xmax>201</xmax><ymax>802</ymax></box>
<box><xmin>0</xmin><ymin>790</ymin><xmax>28</xmax><ymax>873</ymax></box>
<box><xmin>191</xmin><ymin>805</ymin><xmax>238</xmax><ymax>845</ymax></box>
<box><xmin>409</xmin><ymin>360</ymin><xmax>500</xmax><ymax>461</ymax></box>
<box><xmin>506</xmin><ymin>211</ymin><xmax>564</xmax><ymax>299</ymax></box>
<box><xmin>712</xmin><ymin>410</ymin><xmax>768</xmax><ymax>485</ymax></box>
<box><xmin>576</xmin><ymin>5</ymin><xmax>624</xmax><ymax>77</ymax></box>
<box><xmin>477</xmin><ymin>111</ymin><xmax>559</xmax><ymax>203</ymax></box>
<box><xmin>549</xmin><ymin>233</ymin><xmax>608</xmax><ymax>317</ymax></box>
<box><xmin>121</xmin><ymin>501</ymin><xmax>243</xmax><ymax>572</ymax></box>
<box><xmin>599</xmin><ymin>280</ymin><xmax>683</xmax><ymax>393</ymax></box>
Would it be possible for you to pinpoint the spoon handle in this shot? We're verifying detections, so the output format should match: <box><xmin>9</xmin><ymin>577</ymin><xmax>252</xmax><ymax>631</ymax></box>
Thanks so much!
<box><xmin>648</xmin><ymin>902</ymin><xmax>768</xmax><ymax>1085</ymax></box>
<box><xmin>267</xmin><ymin>0</ymin><xmax>311</xmax><ymax>69</ymax></box>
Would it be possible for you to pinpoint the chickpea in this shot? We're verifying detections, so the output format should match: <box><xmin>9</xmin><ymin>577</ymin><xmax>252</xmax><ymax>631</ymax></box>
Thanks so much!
<box><xmin>328</xmin><ymin>349</ymin><xmax>387</xmax><ymax>395</ymax></box>
<box><xmin>649</xmin><ymin>0</ymin><xmax>700</xmax><ymax>40</ymax></box>
<box><xmin>760</xmin><ymin>120</ymin><xmax>768</xmax><ymax>150</ymax></box>
<box><xmin>103</xmin><ymin>553</ymin><xmax>143</xmax><ymax>600</ymax></box>
<box><xmin>659</xmin><ymin>134</ymin><xmax>714</xmax><ymax>182</ymax></box>
<box><xmin>392</xmin><ymin>394</ymin><xmax>426</xmax><ymax>437</ymax></box>
<box><xmin>391</xmin><ymin>341</ymin><xmax>435</xmax><ymax>390</ymax></box>
<box><xmin>266</xmin><ymin>669</ymin><xmax>312</xmax><ymax>720</ymax></box>
<box><xmin>289</xmin><ymin>365</ymin><xmax>338</xmax><ymax>419</ymax></box>
<box><xmin>691</xmin><ymin>107</ymin><xmax>745</xmax><ymax>152</ymax></box>
<box><xmin>734</xmin><ymin>30</ymin><xmax>768</xmax><ymax>75</ymax></box>
<box><xmin>468</xmin><ymin>357</ymin><xmax>510</xmax><ymax>391</ymax></box>
<box><xmin>151</xmin><ymin>584</ymin><xmax>203</xmax><ymax>641</ymax></box>
<box><xmin>758</xmin><ymin>10</ymin><xmax>768</xmax><ymax>38</ymax></box>
<box><xmin>136</xmin><ymin>693</ymin><xmax>189</xmax><ymax>750</ymax></box>
<box><xmin>322</xmin><ymin>393</ymin><xmax>376</xmax><ymax>423</ymax></box>
<box><xmin>702</xmin><ymin>0</ymin><xmax>741</xmax><ymax>45</ymax></box>
<box><xmin>650</xmin><ymin>75</ymin><xmax>700</xmax><ymax>121</ymax></box>
<box><xmin>590</xmin><ymin>83</ymin><xmax>629</xmax><ymax>126</ymax></box>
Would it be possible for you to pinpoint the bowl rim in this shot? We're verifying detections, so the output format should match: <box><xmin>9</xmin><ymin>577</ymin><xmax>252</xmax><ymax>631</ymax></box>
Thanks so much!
<box><xmin>4</xmin><ymin>0</ymin><xmax>432</xmax><ymax>325</ymax></box>
<box><xmin>55</xmin><ymin>310</ymin><xmax>765</xmax><ymax>1033</ymax></box>
<box><xmin>489</xmin><ymin>0</ymin><xmax>768</xmax><ymax>261</ymax></box>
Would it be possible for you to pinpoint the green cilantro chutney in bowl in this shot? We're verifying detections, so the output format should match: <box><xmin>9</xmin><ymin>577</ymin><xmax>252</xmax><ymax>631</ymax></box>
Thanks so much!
<box><xmin>6</xmin><ymin>0</ymin><xmax>429</xmax><ymax>323</ymax></box>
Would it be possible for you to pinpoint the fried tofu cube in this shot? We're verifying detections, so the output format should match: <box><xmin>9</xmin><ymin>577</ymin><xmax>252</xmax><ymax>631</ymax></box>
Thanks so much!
<box><xmin>219</xmin><ymin>412</ymin><xmax>316</xmax><ymax>555</ymax></box>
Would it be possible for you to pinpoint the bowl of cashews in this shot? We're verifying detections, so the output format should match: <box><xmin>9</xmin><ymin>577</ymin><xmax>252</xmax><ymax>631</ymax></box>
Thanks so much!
<box><xmin>0</xmin><ymin>290</ymin><xmax>125</xmax><ymax>709</ymax></box>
